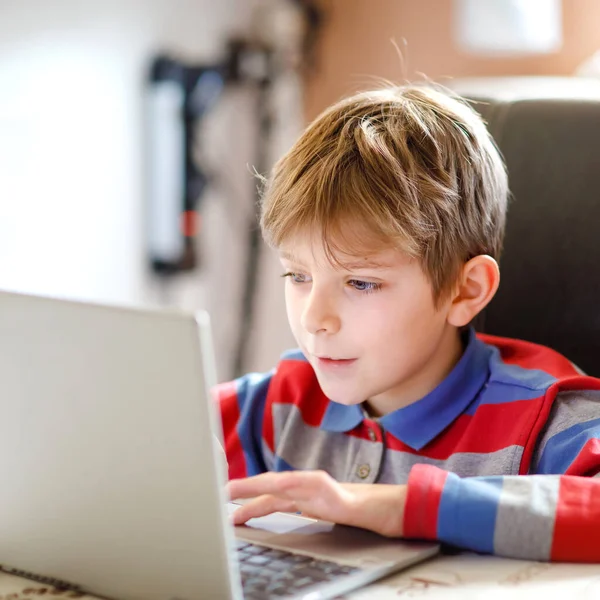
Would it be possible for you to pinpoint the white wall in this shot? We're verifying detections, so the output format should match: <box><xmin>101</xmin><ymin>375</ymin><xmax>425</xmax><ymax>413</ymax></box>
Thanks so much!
<box><xmin>0</xmin><ymin>0</ymin><xmax>296</xmax><ymax>380</ymax></box>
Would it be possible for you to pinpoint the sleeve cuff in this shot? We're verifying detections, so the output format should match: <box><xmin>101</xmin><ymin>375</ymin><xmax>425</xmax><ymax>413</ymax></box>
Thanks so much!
<box><xmin>403</xmin><ymin>463</ymin><xmax>448</xmax><ymax>540</ymax></box>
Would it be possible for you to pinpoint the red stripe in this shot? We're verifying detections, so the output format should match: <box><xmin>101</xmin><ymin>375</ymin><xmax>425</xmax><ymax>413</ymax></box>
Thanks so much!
<box><xmin>555</xmin><ymin>376</ymin><xmax>600</xmax><ymax>392</ymax></box>
<box><xmin>382</xmin><ymin>432</ymin><xmax>417</xmax><ymax>455</ymax></box>
<box><xmin>384</xmin><ymin>400</ymin><xmax>543</xmax><ymax>459</ymax></box>
<box><xmin>345</xmin><ymin>419</ymin><xmax>384</xmax><ymax>443</ymax></box>
<box><xmin>215</xmin><ymin>381</ymin><xmax>247</xmax><ymax>480</ymax></box>
<box><xmin>268</xmin><ymin>360</ymin><xmax>330</xmax><ymax>427</ymax></box>
<box><xmin>477</xmin><ymin>333</ymin><xmax>579</xmax><ymax>378</ymax></box>
<box><xmin>551</xmin><ymin>476</ymin><xmax>600</xmax><ymax>561</ymax></box>
<box><xmin>262</xmin><ymin>387</ymin><xmax>275</xmax><ymax>454</ymax></box>
<box><xmin>564</xmin><ymin>439</ymin><xmax>600</xmax><ymax>477</ymax></box>
<box><xmin>403</xmin><ymin>464</ymin><xmax>447</xmax><ymax>540</ymax></box>
<box><xmin>213</xmin><ymin>380</ymin><xmax>237</xmax><ymax>404</ymax></box>
<box><xmin>519</xmin><ymin>384</ymin><xmax>557</xmax><ymax>475</ymax></box>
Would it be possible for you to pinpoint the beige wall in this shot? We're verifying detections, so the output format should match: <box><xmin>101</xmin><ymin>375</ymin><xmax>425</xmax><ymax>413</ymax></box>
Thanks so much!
<box><xmin>306</xmin><ymin>0</ymin><xmax>600</xmax><ymax>119</ymax></box>
<box><xmin>0</xmin><ymin>0</ymin><xmax>299</xmax><ymax>379</ymax></box>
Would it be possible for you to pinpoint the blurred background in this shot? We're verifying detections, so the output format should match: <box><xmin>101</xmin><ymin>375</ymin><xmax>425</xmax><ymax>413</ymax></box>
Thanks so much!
<box><xmin>1</xmin><ymin>0</ymin><xmax>600</xmax><ymax>382</ymax></box>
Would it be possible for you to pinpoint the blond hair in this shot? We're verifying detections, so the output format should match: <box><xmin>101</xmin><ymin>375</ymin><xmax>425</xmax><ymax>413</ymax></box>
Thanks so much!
<box><xmin>260</xmin><ymin>85</ymin><xmax>508</xmax><ymax>304</ymax></box>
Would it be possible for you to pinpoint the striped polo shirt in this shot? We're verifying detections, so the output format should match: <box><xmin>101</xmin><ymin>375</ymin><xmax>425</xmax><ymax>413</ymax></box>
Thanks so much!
<box><xmin>215</xmin><ymin>328</ymin><xmax>600</xmax><ymax>562</ymax></box>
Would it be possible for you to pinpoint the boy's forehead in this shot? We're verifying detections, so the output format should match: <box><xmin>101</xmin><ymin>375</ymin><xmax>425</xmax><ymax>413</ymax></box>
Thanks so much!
<box><xmin>278</xmin><ymin>239</ymin><xmax>409</xmax><ymax>270</ymax></box>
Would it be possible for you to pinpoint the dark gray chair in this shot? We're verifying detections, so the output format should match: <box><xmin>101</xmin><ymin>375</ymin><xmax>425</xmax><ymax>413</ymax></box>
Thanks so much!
<box><xmin>451</xmin><ymin>77</ymin><xmax>600</xmax><ymax>376</ymax></box>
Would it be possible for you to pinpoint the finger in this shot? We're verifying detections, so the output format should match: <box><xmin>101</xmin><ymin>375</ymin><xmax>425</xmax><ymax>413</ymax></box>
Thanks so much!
<box><xmin>226</xmin><ymin>473</ymin><xmax>283</xmax><ymax>501</ymax></box>
<box><xmin>231</xmin><ymin>494</ymin><xmax>297</xmax><ymax>524</ymax></box>
<box><xmin>227</xmin><ymin>470</ymin><xmax>330</xmax><ymax>501</ymax></box>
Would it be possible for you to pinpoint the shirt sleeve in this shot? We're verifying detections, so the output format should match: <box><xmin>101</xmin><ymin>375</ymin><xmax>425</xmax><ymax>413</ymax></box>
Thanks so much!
<box><xmin>212</xmin><ymin>370</ymin><xmax>274</xmax><ymax>480</ymax></box>
<box><xmin>403</xmin><ymin>389</ymin><xmax>600</xmax><ymax>561</ymax></box>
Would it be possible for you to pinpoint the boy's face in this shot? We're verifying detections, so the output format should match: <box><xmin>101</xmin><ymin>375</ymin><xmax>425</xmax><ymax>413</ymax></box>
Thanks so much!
<box><xmin>279</xmin><ymin>233</ymin><xmax>463</xmax><ymax>415</ymax></box>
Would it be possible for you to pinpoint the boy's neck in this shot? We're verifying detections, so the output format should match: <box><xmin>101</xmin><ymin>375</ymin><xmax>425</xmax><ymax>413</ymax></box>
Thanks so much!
<box><xmin>364</xmin><ymin>326</ymin><xmax>465</xmax><ymax>418</ymax></box>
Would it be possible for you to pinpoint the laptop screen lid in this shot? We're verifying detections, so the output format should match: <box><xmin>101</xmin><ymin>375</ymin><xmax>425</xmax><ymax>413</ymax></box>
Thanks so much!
<box><xmin>0</xmin><ymin>290</ymin><xmax>240</xmax><ymax>600</ymax></box>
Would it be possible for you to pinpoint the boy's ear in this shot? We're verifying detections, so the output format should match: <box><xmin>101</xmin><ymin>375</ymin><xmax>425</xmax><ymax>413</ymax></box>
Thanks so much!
<box><xmin>447</xmin><ymin>255</ymin><xmax>500</xmax><ymax>328</ymax></box>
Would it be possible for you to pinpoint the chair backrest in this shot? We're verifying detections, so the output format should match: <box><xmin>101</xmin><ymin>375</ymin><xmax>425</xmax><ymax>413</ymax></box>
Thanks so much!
<box><xmin>450</xmin><ymin>77</ymin><xmax>600</xmax><ymax>376</ymax></box>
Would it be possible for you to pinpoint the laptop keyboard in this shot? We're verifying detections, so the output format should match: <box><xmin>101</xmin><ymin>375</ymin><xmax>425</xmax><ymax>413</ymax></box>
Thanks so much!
<box><xmin>235</xmin><ymin>540</ymin><xmax>361</xmax><ymax>599</ymax></box>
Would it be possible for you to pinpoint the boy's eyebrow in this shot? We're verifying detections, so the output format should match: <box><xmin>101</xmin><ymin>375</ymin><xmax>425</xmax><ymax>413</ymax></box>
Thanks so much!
<box><xmin>279</xmin><ymin>250</ymin><xmax>308</xmax><ymax>266</ymax></box>
<box><xmin>279</xmin><ymin>250</ymin><xmax>393</xmax><ymax>270</ymax></box>
<box><xmin>339</xmin><ymin>259</ymin><xmax>394</xmax><ymax>270</ymax></box>
<box><xmin>279</xmin><ymin>250</ymin><xmax>300</xmax><ymax>262</ymax></box>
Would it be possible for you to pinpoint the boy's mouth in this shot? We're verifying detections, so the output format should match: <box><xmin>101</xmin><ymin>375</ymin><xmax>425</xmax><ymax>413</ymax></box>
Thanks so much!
<box><xmin>315</xmin><ymin>356</ymin><xmax>357</xmax><ymax>368</ymax></box>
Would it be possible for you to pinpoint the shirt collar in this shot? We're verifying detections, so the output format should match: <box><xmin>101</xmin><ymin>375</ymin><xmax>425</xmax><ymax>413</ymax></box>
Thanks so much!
<box><xmin>320</xmin><ymin>328</ymin><xmax>492</xmax><ymax>450</ymax></box>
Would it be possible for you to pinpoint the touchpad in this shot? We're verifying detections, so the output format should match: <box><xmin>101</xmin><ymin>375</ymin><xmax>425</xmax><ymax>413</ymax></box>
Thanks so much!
<box><xmin>228</xmin><ymin>502</ymin><xmax>334</xmax><ymax>542</ymax></box>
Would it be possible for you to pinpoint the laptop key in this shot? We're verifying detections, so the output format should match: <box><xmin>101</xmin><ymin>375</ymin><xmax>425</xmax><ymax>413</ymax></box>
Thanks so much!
<box><xmin>290</xmin><ymin>576</ymin><xmax>317</xmax><ymax>590</ymax></box>
<box><xmin>306</xmin><ymin>559</ymin><xmax>340</xmax><ymax>572</ymax></box>
<box><xmin>269</xmin><ymin>569</ymin><xmax>296</xmax><ymax>582</ymax></box>
<box><xmin>263</xmin><ymin>559</ymin><xmax>297</xmax><ymax>571</ymax></box>
<box><xmin>234</xmin><ymin>540</ymin><xmax>250</xmax><ymax>550</ymax></box>
<box><xmin>237</xmin><ymin>549</ymin><xmax>256</xmax><ymax>561</ymax></box>
<box><xmin>243</xmin><ymin>544</ymin><xmax>269</xmax><ymax>555</ymax></box>
<box><xmin>333</xmin><ymin>565</ymin><xmax>360</xmax><ymax>574</ymax></box>
<box><xmin>244</xmin><ymin>575</ymin><xmax>268</xmax><ymax>585</ymax></box>
<box><xmin>244</xmin><ymin>577</ymin><xmax>269</xmax><ymax>591</ymax></box>
<box><xmin>266</xmin><ymin>583</ymin><xmax>292</xmax><ymax>596</ymax></box>
<box><xmin>291</xmin><ymin>566</ymin><xmax>329</xmax><ymax>581</ymax></box>
<box><xmin>246</xmin><ymin>555</ymin><xmax>272</xmax><ymax>566</ymax></box>
<box><xmin>278</xmin><ymin>554</ymin><xmax>312</xmax><ymax>567</ymax></box>
<box><xmin>262</xmin><ymin>548</ymin><xmax>290</xmax><ymax>559</ymax></box>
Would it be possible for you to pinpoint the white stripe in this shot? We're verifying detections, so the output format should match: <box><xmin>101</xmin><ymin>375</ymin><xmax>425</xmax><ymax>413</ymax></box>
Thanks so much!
<box><xmin>381</xmin><ymin>445</ymin><xmax>523</xmax><ymax>482</ymax></box>
<box><xmin>493</xmin><ymin>475</ymin><xmax>559</xmax><ymax>560</ymax></box>
<box><xmin>271</xmin><ymin>403</ymin><xmax>525</xmax><ymax>484</ymax></box>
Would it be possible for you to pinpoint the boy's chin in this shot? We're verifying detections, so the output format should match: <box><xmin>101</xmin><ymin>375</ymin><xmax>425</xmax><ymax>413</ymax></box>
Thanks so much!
<box><xmin>317</xmin><ymin>383</ymin><xmax>365</xmax><ymax>407</ymax></box>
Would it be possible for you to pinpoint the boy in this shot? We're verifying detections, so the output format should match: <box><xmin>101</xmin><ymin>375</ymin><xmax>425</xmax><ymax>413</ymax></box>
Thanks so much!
<box><xmin>215</xmin><ymin>85</ymin><xmax>600</xmax><ymax>562</ymax></box>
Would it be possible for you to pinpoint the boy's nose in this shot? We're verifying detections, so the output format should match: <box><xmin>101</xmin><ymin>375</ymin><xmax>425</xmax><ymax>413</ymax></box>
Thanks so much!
<box><xmin>301</xmin><ymin>290</ymin><xmax>341</xmax><ymax>335</ymax></box>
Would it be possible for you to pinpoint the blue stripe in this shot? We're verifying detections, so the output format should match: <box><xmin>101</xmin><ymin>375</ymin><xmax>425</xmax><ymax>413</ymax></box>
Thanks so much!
<box><xmin>465</xmin><ymin>382</ymin><xmax>547</xmax><ymax>415</ymax></box>
<box><xmin>235</xmin><ymin>372</ymin><xmax>273</xmax><ymax>476</ymax></box>
<box><xmin>536</xmin><ymin>417</ymin><xmax>600</xmax><ymax>474</ymax></box>
<box><xmin>437</xmin><ymin>474</ymin><xmax>504</xmax><ymax>553</ymax></box>
<box><xmin>273</xmin><ymin>455</ymin><xmax>296</xmax><ymax>472</ymax></box>
<box><xmin>487</xmin><ymin>346</ymin><xmax>557</xmax><ymax>391</ymax></box>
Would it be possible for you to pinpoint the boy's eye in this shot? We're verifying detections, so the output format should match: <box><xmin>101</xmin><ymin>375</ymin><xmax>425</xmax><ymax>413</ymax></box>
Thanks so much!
<box><xmin>281</xmin><ymin>271</ymin><xmax>310</xmax><ymax>284</ymax></box>
<box><xmin>348</xmin><ymin>279</ymin><xmax>382</xmax><ymax>293</ymax></box>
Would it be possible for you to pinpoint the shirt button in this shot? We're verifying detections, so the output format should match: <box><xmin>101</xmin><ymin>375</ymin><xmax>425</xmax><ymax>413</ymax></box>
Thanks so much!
<box><xmin>356</xmin><ymin>464</ymin><xmax>371</xmax><ymax>479</ymax></box>
<box><xmin>368</xmin><ymin>429</ymin><xmax>377</xmax><ymax>442</ymax></box>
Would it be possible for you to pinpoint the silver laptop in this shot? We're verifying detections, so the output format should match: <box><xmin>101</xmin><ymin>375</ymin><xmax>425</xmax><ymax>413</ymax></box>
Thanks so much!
<box><xmin>0</xmin><ymin>289</ymin><xmax>438</xmax><ymax>600</ymax></box>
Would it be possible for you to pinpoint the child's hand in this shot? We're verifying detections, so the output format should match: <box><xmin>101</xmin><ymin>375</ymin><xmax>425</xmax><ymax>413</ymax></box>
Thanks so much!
<box><xmin>226</xmin><ymin>470</ymin><xmax>407</xmax><ymax>538</ymax></box>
